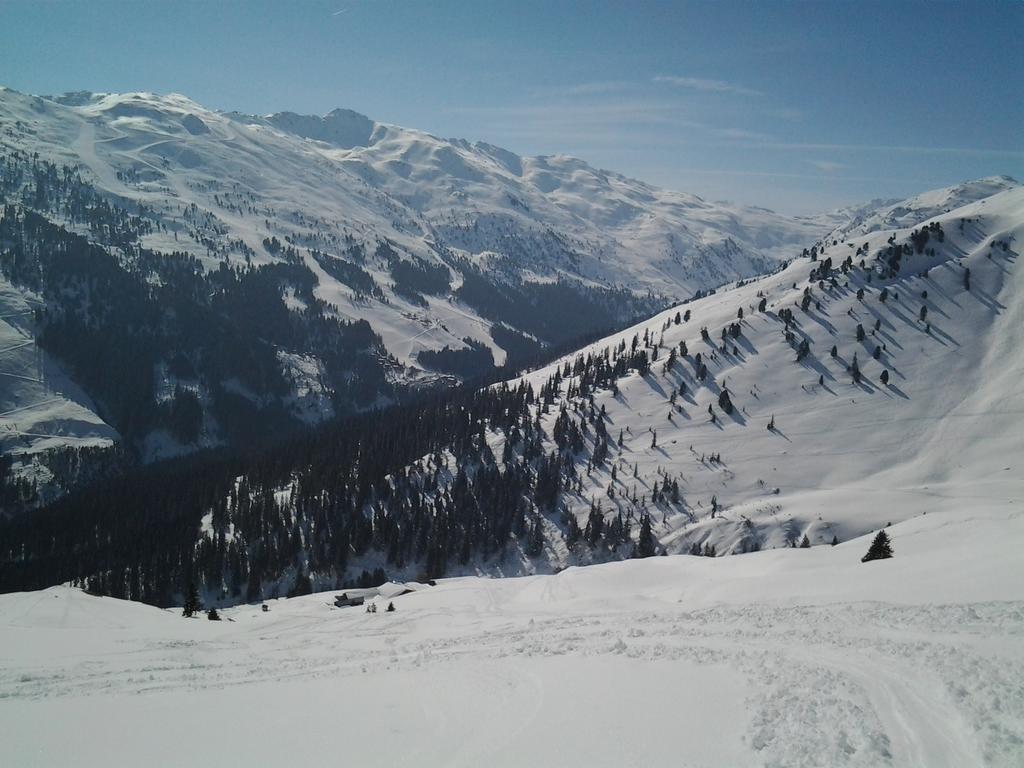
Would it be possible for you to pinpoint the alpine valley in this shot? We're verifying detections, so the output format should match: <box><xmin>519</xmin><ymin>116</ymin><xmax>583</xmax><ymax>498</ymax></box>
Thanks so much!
<box><xmin>0</xmin><ymin>85</ymin><xmax>830</xmax><ymax>494</ymax></box>
<box><xmin>0</xmin><ymin>82</ymin><xmax>1018</xmax><ymax>591</ymax></box>
<box><xmin>1</xmin><ymin>80</ymin><xmax>1023</xmax><ymax>767</ymax></box>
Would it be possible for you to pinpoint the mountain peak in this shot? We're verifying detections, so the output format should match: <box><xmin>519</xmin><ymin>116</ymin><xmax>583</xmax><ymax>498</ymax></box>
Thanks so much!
<box><xmin>264</xmin><ymin>107</ymin><xmax>377</xmax><ymax>149</ymax></box>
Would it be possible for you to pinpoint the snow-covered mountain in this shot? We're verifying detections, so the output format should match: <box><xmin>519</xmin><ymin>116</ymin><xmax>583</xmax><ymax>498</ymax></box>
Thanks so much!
<box><xmin>1</xmin><ymin>85</ymin><xmax>826</xmax><ymax>310</ymax></box>
<box><xmin>820</xmin><ymin>174</ymin><xmax>1019</xmax><ymax>242</ymax></box>
<box><xmin>0</xmin><ymin>82</ymin><xmax>1019</xmax><ymax>527</ymax></box>
<box><xmin>0</xmin><ymin>85</ymin><xmax>836</xmax><ymax>492</ymax></box>
<box><xmin>1</xmin><ymin>87</ymin><xmax>1021</xmax><ymax>767</ymax></box>
<box><xmin>499</xmin><ymin>182</ymin><xmax>1023</xmax><ymax>561</ymax></box>
<box><xmin>4</xmin><ymin>177</ymin><xmax>1019</xmax><ymax>601</ymax></box>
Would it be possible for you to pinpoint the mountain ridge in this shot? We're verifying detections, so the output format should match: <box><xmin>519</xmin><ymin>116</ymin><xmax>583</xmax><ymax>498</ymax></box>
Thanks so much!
<box><xmin>0</xmin><ymin>84</ymin><xmax>1018</xmax><ymax>515</ymax></box>
<box><xmin>2</xmin><ymin>176</ymin><xmax>1019</xmax><ymax>603</ymax></box>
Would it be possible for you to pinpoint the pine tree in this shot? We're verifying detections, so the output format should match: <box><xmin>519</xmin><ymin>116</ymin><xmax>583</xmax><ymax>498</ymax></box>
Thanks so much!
<box><xmin>288</xmin><ymin>567</ymin><xmax>312</xmax><ymax>597</ymax></box>
<box><xmin>635</xmin><ymin>513</ymin><xmax>656</xmax><ymax>558</ymax></box>
<box><xmin>831</xmin><ymin>535</ymin><xmax>839</xmax><ymax>546</ymax></box>
<box><xmin>799</xmin><ymin>534</ymin><xmax>811</xmax><ymax>548</ymax></box>
<box><xmin>717</xmin><ymin>389</ymin><xmax>734</xmax><ymax>415</ymax></box>
<box><xmin>386</xmin><ymin>602</ymin><xmax>395</xmax><ymax>612</ymax></box>
<box><xmin>526</xmin><ymin>515</ymin><xmax>544</xmax><ymax>557</ymax></box>
<box><xmin>861</xmin><ymin>530</ymin><xmax>893</xmax><ymax>562</ymax></box>
<box><xmin>183</xmin><ymin>582</ymin><xmax>201</xmax><ymax>618</ymax></box>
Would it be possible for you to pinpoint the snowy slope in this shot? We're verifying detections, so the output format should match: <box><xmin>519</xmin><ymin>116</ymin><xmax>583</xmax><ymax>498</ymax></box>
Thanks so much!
<box><xmin>136</xmin><ymin>182</ymin><xmax>1022</xmax><ymax>599</ymax></box>
<box><xmin>1</xmin><ymin>503</ymin><xmax>1022</xmax><ymax>767</ymax></box>
<box><xmin>821</xmin><ymin>175</ymin><xmax>1019</xmax><ymax>242</ymax></box>
<box><xmin>0</xmin><ymin>85</ymin><xmax>826</xmax><ymax>363</ymax></box>
<box><xmin>2</xmin><ymin>85</ymin><xmax>1017</xmax><ymax>481</ymax></box>
<box><xmin>493</xmin><ymin>184</ymin><xmax>1024</xmax><ymax>563</ymax></box>
<box><xmin>0</xmin><ymin>282</ymin><xmax>117</xmax><ymax>480</ymax></box>
<box><xmin>0</xmin><ymin>84</ymin><xmax>840</xmax><ymax>477</ymax></box>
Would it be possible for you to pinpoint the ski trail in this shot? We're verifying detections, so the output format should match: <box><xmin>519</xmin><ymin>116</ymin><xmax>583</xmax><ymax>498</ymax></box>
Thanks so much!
<box><xmin>807</xmin><ymin>645</ymin><xmax>981</xmax><ymax>767</ymax></box>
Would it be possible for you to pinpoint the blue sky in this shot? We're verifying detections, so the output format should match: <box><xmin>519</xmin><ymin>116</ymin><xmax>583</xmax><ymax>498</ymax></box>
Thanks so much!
<box><xmin>1</xmin><ymin>0</ymin><xmax>1021</xmax><ymax>213</ymax></box>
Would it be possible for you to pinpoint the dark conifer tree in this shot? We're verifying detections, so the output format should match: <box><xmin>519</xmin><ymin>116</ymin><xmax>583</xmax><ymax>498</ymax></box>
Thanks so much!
<box><xmin>183</xmin><ymin>582</ymin><xmax>201</xmax><ymax>618</ymax></box>
<box><xmin>635</xmin><ymin>513</ymin><xmax>656</xmax><ymax>558</ymax></box>
<box><xmin>717</xmin><ymin>390</ymin><xmax>734</xmax><ymax>415</ymax></box>
<box><xmin>861</xmin><ymin>530</ymin><xmax>893</xmax><ymax>562</ymax></box>
<box><xmin>288</xmin><ymin>567</ymin><xmax>312</xmax><ymax>597</ymax></box>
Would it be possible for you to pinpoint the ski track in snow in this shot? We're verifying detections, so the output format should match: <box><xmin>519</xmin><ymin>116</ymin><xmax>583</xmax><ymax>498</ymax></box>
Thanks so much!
<box><xmin>2</xmin><ymin>583</ymin><xmax>1023</xmax><ymax>766</ymax></box>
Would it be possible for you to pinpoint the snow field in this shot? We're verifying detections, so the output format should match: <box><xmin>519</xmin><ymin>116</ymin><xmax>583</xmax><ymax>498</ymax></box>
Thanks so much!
<box><xmin>1</xmin><ymin>504</ymin><xmax>1022</xmax><ymax>767</ymax></box>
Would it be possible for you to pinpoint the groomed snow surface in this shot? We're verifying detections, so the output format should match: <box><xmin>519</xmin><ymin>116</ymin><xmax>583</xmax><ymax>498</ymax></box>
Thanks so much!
<box><xmin>2</xmin><ymin>504</ymin><xmax>1023</xmax><ymax>768</ymax></box>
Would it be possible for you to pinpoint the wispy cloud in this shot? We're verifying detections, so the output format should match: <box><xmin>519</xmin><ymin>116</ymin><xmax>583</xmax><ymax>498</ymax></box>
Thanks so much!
<box><xmin>810</xmin><ymin>160</ymin><xmax>846</xmax><ymax>172</ymax></box>
<box><xmin>444</xmin><ymin>101</ymin><xmax>705</xmax><ymax>149</ymax></box>
<box><xmin>715</xmin><ymin>127</ymin><xmax>774</xmax><ymax>142</ymax></box>
<box><xmin>529</xmin><ymin>81</ymin><xmax>631</xmax><ymax>98</ymax></box>
<box><xmin>768</xmin><ymin>106</ymin><xmax>803</xmax><ymax>122</ymax></box>
<box><xmin>730</xmin><ymin>140</ymin><xmax>1024</xmax><ymax>159</ymax></box>
<box><xmin>653</xmin><ymin>75</ymin><xmax>762</xmax><ymax>97</ymax></box>
<box><xmin>676</xmin><ymin>168</ymin><xmax>929</xmax><ymax>184</ymax></box>
<box><xmin>447</xmin><ymin>102</ymin><xmax>702</xmax><ymax>129</ymax></box>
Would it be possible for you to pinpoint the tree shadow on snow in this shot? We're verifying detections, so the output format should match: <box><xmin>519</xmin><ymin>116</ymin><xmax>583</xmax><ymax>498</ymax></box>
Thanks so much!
<box><xmin>971</xmin><ymin>288</ymin><xmax>1006</xmax><ymax>314</ymax></box>
<box><xmin>886</xmin><ymin>383</ymin><xmax>910</xmax><ymax>400</ymax></box>
<box><xmin>805</xmin><ymin>310</ymin><xmax>838</xmax><ymax>336</ymax></box>
<box><xmin>726</xmin><ymin>408</ymin><xmax>747</xmax><ymax>427</ymax></box>
<box><xmin>928</xmin><ymin>323</ymin><xmax>960</xmax><ymax>347</ymax></box>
